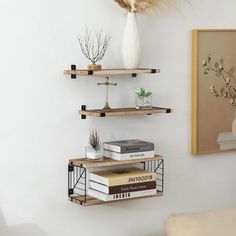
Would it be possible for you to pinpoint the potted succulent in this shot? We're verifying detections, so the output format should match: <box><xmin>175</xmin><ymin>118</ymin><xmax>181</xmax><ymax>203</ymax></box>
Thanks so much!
<box><xmin>85</xmin><ymin>129</ymin><xmax>103</xmax><ymax>160</ymax></box>
<box><xmin>135</xmin><ymin>87</ymin><xmax>152</xmax><ymax>109</ymax></box>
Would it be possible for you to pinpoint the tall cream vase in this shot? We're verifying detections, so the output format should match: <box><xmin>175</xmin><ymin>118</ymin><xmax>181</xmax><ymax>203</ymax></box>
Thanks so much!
<box><xmin>122</xmin><ymin>12</ymin><xmax>141</xmax><ymax>69</ymax></box>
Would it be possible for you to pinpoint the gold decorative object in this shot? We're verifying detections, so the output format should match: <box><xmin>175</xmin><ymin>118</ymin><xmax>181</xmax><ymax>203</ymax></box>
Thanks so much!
<box><xmin>97</xmin><ymin>77</ymin><xmax>117</xmax><ymax>110</ymax></box>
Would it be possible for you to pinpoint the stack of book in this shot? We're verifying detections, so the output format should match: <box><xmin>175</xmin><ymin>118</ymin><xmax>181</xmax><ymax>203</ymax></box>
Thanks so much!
<box><xmin>103</xmin><ymin>139</ymin><xmax>155</xmax><ymax>160</ymax></box>
<box><xmin>217</xmin><ymin>132</ymin><xmax>236</xmax><ymax>150</ymax></box>
<box><xmin>88</xmin><ymin>167</ymin><xmax>156</xmax><ymax>201</ymax></box>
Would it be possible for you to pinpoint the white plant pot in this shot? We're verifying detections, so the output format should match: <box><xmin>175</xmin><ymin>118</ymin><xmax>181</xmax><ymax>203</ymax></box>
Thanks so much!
<box><xmin>232</xmin><ymin>108</ymin><xmax>236</xmax><ymax>136</ymax></box>
<box><xmin>122</xmin><ymin>12</ymin><xmax>141</xmax><ymax>69</ymax></box>
<box><xmin>85</xmin><ymin>146</ymin><xmax>103</xmax><ymax>160</ymax></box>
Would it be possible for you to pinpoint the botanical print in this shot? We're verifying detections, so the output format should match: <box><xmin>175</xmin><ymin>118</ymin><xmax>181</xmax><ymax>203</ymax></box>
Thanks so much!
<box><xmin>202</xmin><ymin>56</ymin><xmax>236</xmax><ymax>107</ymax></box>
<box><xmin>192</xmin><ymin>30</ymin><xmax>236</xmax><ymax>154</ymax></box>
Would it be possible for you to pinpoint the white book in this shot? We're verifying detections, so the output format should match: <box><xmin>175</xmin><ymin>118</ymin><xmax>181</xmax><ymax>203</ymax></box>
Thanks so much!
<box><xmin>88</xmin><ymin>188</ymin><xmax>157</xmax><ymax>202</ymax></box>
<box><xmin>217</xmin><ymin>132</ymin><xmax>236</xmax><ymax>151</ymax></box>
<box><xmin>104</xmin><ymin>150</ymin><xmax>155</xmax><ymax>161</ymax></box>
<box><xmin>218</xmin><ymin>143</ymin><xmax>236</xmax><ymax>151</ymax></box>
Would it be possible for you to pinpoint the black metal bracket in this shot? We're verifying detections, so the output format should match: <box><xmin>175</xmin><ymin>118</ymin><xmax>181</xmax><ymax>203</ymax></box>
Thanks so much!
<box><xmin>166</xmin><ymin>109</ymin><xmax>172</xmax><ymax>113</ymax></box>
<box><xmin>100</xmin><ymin>112</ymin><xmax>106</xmax><ymax>117</ymax></box>
<box><xmin>68</xmin><ymin>165</ymin><xmax>74</xmax><ymax>172</ymax></box>
<box><xmin>68</xmin><ymin>189</ymin><xmax>74</xmax><ymax>195</ymax></box>
<box><xmin>71</xmin><ymin>65</ymin><xmax>76</xmax><ymax>79</ymax></box>
<box><xmin>81</xmin><ymin>105</ymin><xmax>86</xmax><ymax>120</ymax></box>
<box><xmin>68</xmin><ymin>164</ymin><xmax>87</xmax><ymax>203</ymax></box>
<box><xmin>151</xmin><ymin>69</ymin><xmax>157</xmax><ymax>74</ymax></box>
<box><xmin>88</xmin><ymin>70</ymin><xmax>93</xmax><ymax>75</ymax></box>
<box><xmin>132</xmin><ymin>73</ymin><xmax>137</xmax><ymax>77</ymax></box>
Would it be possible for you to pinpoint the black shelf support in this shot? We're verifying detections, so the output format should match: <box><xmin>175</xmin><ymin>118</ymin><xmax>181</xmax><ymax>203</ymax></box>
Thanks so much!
<box><xmin>132</xmin><ymin>73</ymin><xmax>137</xmax><ymax>77</ymax></box>
<box><xmin>88</xmin><ymin>70</ymin><xmax>93</xmax><ymax>75</ymax></box>
<box><xmin>151</xmin><ymin>69</ymin><xmax>157</xmax><ymax>74</ymax></box>
<box><xmin>81</xmin><ymin>105</ymin><xmax>87</xmax><ymax>119</ymax></box>
<box><xmin>71</xmin><ymin>65</ymin><xmax>77</xmax><ymax>79</ymax></box>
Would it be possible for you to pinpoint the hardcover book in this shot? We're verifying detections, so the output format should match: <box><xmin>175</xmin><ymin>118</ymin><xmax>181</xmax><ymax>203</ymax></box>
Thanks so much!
<box><xmin>89</xmin><ymin>181</ymin><xmax>156</xmax><ymax>194</ymax></box>
<box><xmin>89</xmin><ymin>167</ymin><xmax>155</xmax><ymax>186</ymax></box>
<box><xmin>88</xmin><ymin>188</ymin><xmax>157</xmax><ymax>202</ymax></box>
<box><xmin>104</xmin><ymin>150</ymin><xmax>154</xmax><ymax>160</ymax></box>
<box><xmin>103</xmin><ymin>139</ymin><xmax>154</xmax><ymax>153</ymax></box>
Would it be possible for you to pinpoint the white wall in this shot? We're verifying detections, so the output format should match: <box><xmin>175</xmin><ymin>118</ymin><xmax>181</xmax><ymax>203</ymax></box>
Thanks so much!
<box><xmin>0</xmin><ymin>0</ymin><xmax>236</xmax><ymax>235</ymax></box>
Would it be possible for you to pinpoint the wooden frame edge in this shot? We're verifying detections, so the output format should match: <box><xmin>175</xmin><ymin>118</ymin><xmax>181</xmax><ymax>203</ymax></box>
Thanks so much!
<box><xmin>191</xmin><ymin>30</ymin><xmax>199</xmax><ymax>155</ymax></box>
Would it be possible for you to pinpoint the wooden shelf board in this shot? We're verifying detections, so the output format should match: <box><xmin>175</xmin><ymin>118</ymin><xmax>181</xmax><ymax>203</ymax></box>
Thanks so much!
<box><xmin>64</xmin><ymin>68</ymin><xmax>160</xmax><ymax>76</ymax></box>
<box><xmin>69</xmin><ymin>191</ymin><xmax>163</xmax><ymax>206</ymax></box>
<box><xmin>79</xmin><ymin>107</ymin><xmax>172</xmax><ymax>117</ymax></box>
<box><xmin>69</xmin><ymin>155</ymin><xmax>163</xmax><ymax>168</ymax></box>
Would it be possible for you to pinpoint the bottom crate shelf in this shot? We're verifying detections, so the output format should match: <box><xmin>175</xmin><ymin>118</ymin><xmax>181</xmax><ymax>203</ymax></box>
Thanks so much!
<box><xmin>69</xmin><ymin>191</ymin><xmax>163</xmax><ymax>206</ymax></box>
<box><xmin>68</xmin><ymin>156</ymin><xmax>164</xmax><ymax>206</ymax></box>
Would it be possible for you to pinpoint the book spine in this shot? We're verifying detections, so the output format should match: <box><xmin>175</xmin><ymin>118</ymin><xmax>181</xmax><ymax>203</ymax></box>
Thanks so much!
<box><xmin>104</xmin><ymin>150</ymin><xmax>154</xmax><ymax>160</ymax></box>
<box><xmin>103</xmin><ymin>143</ymin><xmax>121</xmax><ymax>153</ymax></box>
<box><xmin>89</xmin><ymin>181</ymin><xmax>156</xmax><ymax>194</ymax></box>
<box><xmin>89</xmin><ymin>173</ymin><xmax>108</xmax><ymax>186</ymax></box>
<box><xmin>88</xmin><ymin>188</ymin><xmax>157</xmax><ymax>202</ymax></box>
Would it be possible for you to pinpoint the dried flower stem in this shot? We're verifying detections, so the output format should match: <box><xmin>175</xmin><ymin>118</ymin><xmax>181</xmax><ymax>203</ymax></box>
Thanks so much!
<box><xmin>114</xmin><ymin>0</ymin><xmax>188</xmax><ymax>13</ymax></box>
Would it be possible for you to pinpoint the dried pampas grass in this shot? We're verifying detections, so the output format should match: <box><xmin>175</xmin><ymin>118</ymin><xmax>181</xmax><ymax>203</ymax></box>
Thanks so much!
<box><xmin>114</xmin><ymin>0</ymin><xmax>187</xmax><ymax>13</ymax></box>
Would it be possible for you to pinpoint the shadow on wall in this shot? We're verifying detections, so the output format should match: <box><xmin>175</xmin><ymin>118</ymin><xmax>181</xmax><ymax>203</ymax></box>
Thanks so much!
<box><xmin>0</xmin><ymin>209</ymin><xmax>48</xmax><ymax>236</ymax></box>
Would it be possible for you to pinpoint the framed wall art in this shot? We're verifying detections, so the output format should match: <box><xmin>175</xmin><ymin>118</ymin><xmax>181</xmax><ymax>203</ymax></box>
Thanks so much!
<box><xmin>192</xmin><ymin>29</ymin><xmax>236</xmax><ymax>154</ymax></box>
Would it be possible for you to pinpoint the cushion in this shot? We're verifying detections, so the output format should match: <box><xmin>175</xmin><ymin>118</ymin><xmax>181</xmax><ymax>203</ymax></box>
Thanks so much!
<box><xmin>165</xmin><ymin>208</ymin><xmax>236</xmax><ymax>236</ymax></box>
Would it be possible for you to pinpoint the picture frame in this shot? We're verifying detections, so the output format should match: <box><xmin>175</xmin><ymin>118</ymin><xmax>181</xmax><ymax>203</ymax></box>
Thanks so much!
<box><xmin>192</xmin><ymin>29</ymin><xmax>236</xmax><ymax>154</ymax></box>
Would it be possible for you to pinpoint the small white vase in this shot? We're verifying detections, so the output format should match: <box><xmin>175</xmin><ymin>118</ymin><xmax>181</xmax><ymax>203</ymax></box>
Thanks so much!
<box><xmin>122</xmin><ymin>12</ymin><xmax>141</xmax><ymax>69</ymax></box>
<box><xmin>85</xmin><ymin>146</ymin><xmax>103</xmax><ymax>160</ymax></box>
<box><xmin>232</xmin><ymin>108</ymin><xmax>236</xmax><ymax>136</ymax></box>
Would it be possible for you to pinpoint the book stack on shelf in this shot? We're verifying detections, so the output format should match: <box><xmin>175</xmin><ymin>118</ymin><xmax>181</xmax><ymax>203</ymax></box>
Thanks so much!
<box><xmin>88</xmin><ymin>167</ymin><xmax>157</xmax><ymax>202</ymax></box>
<box><xmin>103</xmin><ymin>139</ymin><xmax>155</xmax><ymax>160</ymax></box>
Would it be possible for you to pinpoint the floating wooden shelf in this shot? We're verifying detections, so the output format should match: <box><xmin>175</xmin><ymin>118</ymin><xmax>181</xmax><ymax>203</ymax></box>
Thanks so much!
<box><xmin>64</xmin><ymin>66</ymin><xmax>160</xmax><ymax>79</ymax></box>
<box><xmin>79</xmin><ymin>106</ymin><xmax>172</xmax><ymax>119</ymax></box>
<box><xmin>69</xmin><ymin>155</ymin><xmax>163</xmax><ymax>168</ymax></box>
<box><xmin>70</xmin><ymin>191</ymin><xmax>163</xmax><ymax>206</ymax></box>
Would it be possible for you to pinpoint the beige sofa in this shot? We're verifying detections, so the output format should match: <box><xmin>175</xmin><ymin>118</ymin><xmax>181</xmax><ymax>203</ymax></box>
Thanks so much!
<box><xmin>165</xmin><ymin>208</ymin><xmax>236</xmax><ymax>236</ymax></box>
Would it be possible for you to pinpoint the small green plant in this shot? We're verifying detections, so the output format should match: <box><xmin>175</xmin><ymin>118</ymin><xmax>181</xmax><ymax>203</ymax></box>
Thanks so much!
<box><xmin>88</xmin><ymin>129</ymin><xmax>101</xmax><ymax>151</ymax></box>
<box><xmin>136</xmin><ymin>88</ymin><xmax>152</xmax><ymax>98</ymax></box>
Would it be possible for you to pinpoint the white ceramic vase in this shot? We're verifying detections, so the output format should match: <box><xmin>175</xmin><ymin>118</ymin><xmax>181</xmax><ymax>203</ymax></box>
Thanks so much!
<box><xmin>85</xmin><ymin>146</ymin><xmax>103</xmax><ymax>160</ymax></box>
<box><xmin>122</xmin><ymin>12</ymin><xmax>141</xmax><ymax>69</ymax></box>
<box><xmin>232</xmin><ymin>108</ymin><xmax>236</xmax><ymax>136</ymax></box>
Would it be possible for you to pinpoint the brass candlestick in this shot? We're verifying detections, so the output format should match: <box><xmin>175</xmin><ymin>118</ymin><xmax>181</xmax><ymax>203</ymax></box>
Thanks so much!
<box><xmin>97</xmin><ymin>77</ymin><xmax>117</xmax><ymax>110</ymax></box>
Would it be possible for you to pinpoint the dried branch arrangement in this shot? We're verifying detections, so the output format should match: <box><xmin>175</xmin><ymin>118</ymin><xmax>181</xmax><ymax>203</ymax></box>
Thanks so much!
<box><xmin>114</xmin><ymin>0</ymin><xmax>180</xmax><ymax>13</ymax></box>
<box><xmin>202</xmin><ymin>56</ymin><xmax>236</xmax><ymax>107</ymax></box>
<box><xmin>78</xmin><ymin>30</ymin><xmax>112</xmax><ymax>67</ymax></box>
